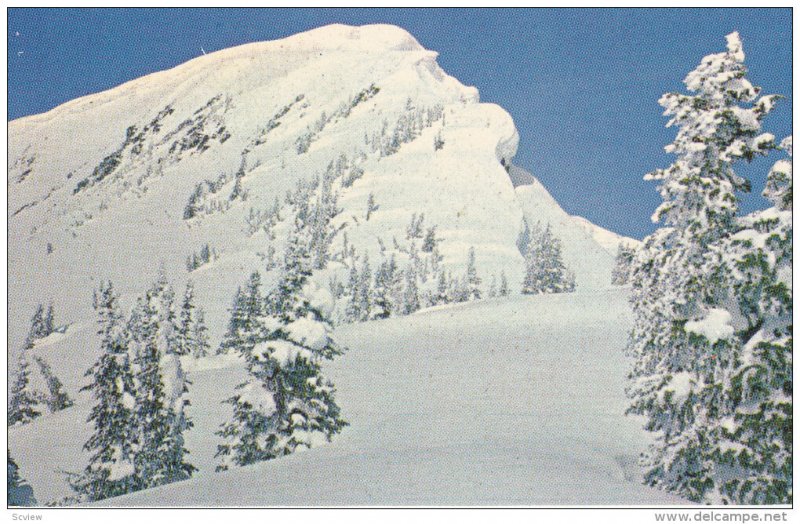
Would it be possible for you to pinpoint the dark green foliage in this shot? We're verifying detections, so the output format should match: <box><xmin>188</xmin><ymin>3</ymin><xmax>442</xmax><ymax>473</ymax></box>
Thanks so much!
<box><xmin>70</xmin><ymin>282</ymin><xmax>137</xmax><ymax>501</ymax></box>
<box><xmin>8</xmin><ymin>450</ymin><xmax>36</xmax><ymax>506</ymax></box>
<box><xmin>7</xmin><ymin>345</ymin><xmax>42</xmax><ymax>427</ymax></box>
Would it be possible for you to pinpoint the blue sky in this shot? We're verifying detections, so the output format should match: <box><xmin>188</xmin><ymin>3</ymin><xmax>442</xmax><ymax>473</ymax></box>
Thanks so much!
<box><xmin>7</xmin><ymin>8</ymin><xmax>792</xmax><ymax>239</ymax></box>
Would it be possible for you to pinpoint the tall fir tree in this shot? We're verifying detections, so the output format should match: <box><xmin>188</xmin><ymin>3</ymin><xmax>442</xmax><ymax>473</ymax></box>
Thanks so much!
<box><xmin>128</xmin><ymin>285</ymin><xmax>195</xmax><ymax>490</ymax></box>
<box><xmin>626</xmin><ymin>32</ymin><xmax>779</xmax><ymax>504</ymax></box>
<box><xmin>70</xmin><ymin>281</ymin><xmax>137</xmax><ymax>501</ymax></box>
<box><xmin>715</xmin><ymin>136</ymin><xmax>792</xmax><ymax>504</ymax></box>
<box><xmin>217</xmin><ymin>223</ymin><xmax>347</xmax><ymax>470</ymax></box>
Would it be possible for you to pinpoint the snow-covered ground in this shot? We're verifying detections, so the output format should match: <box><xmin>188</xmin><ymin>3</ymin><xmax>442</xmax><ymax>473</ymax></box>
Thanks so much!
<box><xmin>7</xmin><ymin>23</ymin><xmax>674</xmax><ymax>508</ymax></box>
<box><xmin>9</xmin><ymin>288</ymin><xmax>686</xmax><ymax>506</ymax></box>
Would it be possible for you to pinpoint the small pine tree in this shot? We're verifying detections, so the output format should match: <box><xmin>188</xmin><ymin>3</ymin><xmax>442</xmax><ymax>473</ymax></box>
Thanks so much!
<box><xmin>402</xmin><ymin>264</ymin><xmax>420</xmax><ymax>314</ymax></box>
<box><xmin>176</xmin><ymin>280</ymin><xmax>210</xmax><ymax>358</ymax></box>
<box><xmin>219</xmin><ymin>273</ymin><xmax>266</xmax><ymax>356</ymax></box>
<box><xmin>611</xmin><ymin>243</ymin><xmax>636</xmax><ymax>285</ymax></box>
<box><xmin>34</xmin><ymin>355</ymin><xmax>73</xmax><ymax>412</ymax></box>
<box><xmin>465</xmin><ymin>247</ymin><xmax>482</xmax><ymax>300</ymax></box>
<box><xmin>191</xmin><ymin>309</ymin><xmax>210</xmax><ymax>359</ymax></box>
<box><xmin>7</xmin><ymin>345</ymin><xmax>42</xmax><ymax>427</ymax></box>
<box><xmin>28</xmin><ymin>305</ymin><xmax>47</xmax><ymax>341</ymax></box>
<box><xmin>421</xmin><ymin>226</ymin><xmax>438</xmax><ymax>253</ymax></box>
<box><xmin>499</xmin><ymin>271</ymin><xmax>510</xmax><ymax>297</ymax></box>
<box><xmin>366</xmin><ymin>193</ymin><xmax>379</xmax><ymax>221</ymax></box>
<box><xmin>44</xmin><ymin>303</ymin><xmax>55</xmax><ymax>335</ymax></box>
<box><xmin>522</xmin><ymin>223</ymin><xmax>575</xmax><ymax>294</ymax></box>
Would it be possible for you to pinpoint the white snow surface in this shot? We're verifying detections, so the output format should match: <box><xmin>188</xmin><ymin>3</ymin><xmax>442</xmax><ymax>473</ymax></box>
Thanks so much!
<box><xmin>570</xmin><ymin>215</ymin><xmax>641</xmax><ymax>256</ymax></box>
<box><xmin>10</xmin><ymin>290</ymin><xmax>686</xmax><ymax>506</ymax></box>
<box><xmin>8</xmin><ymin>23</ymin><xmax>619</xmax><ymax>360</ymax></box>
<box><xmin>685</xmin><ymin>308</ymin><xmax>735</xmax><ymax>345</ymax></box>
<box><xmin>6</xmin><ymin>24</ymin><xmax>655</xmax><ymax>507</ymax></box>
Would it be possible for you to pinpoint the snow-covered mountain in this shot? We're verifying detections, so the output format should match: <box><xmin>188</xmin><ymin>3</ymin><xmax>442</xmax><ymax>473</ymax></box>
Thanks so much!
<box><xmin>8</xmin><ymin>23</ymin><xmax>618</xmax><ymax>356</ymax></box>
<box><xmin>569</xmin><ymin>215</ymin><xmax>641</xmax><ymax>257</ymax></box>
<box><xmin>8</xmin><ymin>23</ymin><xmax>639</xmax><ymax>506</ymax></box>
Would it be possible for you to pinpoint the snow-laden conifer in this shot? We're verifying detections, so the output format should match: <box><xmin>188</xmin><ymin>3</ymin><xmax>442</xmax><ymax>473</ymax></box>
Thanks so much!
<box><xmin>33</xmin><ymin>355</ymin><xmax>73</xmax><ymax>413</ymax></box>
<box><xmin>8</xmin><ymin>344</ymin><xmax>42</xmax><ymax>427</ymax></box>
<box><xmin>626</xmin><ymin>32</ymin><xmax>779</xmax><ymax>504</ymax></box>
<box><xmin>70</xmin><ymin>281</ymin><xmax>137</xmax><ymax>501</ymax></box>
<box><xmin>216</xmin><ymin>223</ymin><xmax>347</xmax><ymax>470</ymax></box>
<box><xmin>522</xmin><ymin>223</ymin><xmax>575</xmax><ymax>294</ymax></box>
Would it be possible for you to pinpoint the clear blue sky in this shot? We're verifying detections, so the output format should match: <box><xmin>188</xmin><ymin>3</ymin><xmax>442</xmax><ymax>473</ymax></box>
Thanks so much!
<box><xmin>7</xmin><ymin>8</ymin><xmax>792</xmax><ymax>239</ymax></box>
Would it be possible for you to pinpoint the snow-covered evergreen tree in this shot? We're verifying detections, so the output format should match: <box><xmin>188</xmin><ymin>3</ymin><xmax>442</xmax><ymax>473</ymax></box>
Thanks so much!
<box><xmin>498</xmin><ymin>271</ymin><xmax>510</xmax><ymax>297</ymax></box>
<box><xmin>70</xmin><ymin>281</ymin><xmax>137</xmax><ymax>501</ymax></box>
<box><xmin>8</xmin><ymin>450</ymin><xmax>36</xmax><ymax>506</ymax></box>
<box><xmin>33</xmin><ymin>355</ymin><xmax>73</xmax><ymax>413</ymax></box>
<box><xmin>27</xmin><ymin>303</ymin><xmax>53</xmax><ymax>342</ymax></box>
<box><xmin>219</xmin><ymin>273</ymin><xmax>267</xmax><ymax>356</ymax></box>
<box><xmin>716</xmin><ymin>136</ymin><xmax>792</xmax><ymax>504</ymax></box>
<box><xmin>7</xmin><ymin>344</ymin><xmax>42</xmax><ymax>427</ymax></box>
<box><xmin>465</xmin><ymin>247</ymin><xmax>482</xmax><ymax>300</ymax></box>
<box><xmin>44</xmin><ymin>303</ymin><xmax>55</xmax><ymax>335</ymax></box>
<box><xmin>128</xmin><ymin>286</ymin><xmax>195</xmax><ymax>490</ymax></box>
<box><xmin>521</xmin><ymin>223</ymin><xmax>576</xmax><ymax>295</ymax></box>
<box><xmin>177</xmin><ymin>280</ymin><xmax>210</xmax><ymax>358</ymax></box>
<box><xmin>217</xmin><ymin>224</ymin><xmax>347</xmax><ymax>470</ymax></box>
<box><xmin>372</xmin><ymin>255</ymin><xmax>400</xmax><ymax>319</ymax></box>
<box><xmin>344</xmin><ymin>254</ymin><xmax>373</xmax><ymax>323</ymax></box>
<box><xmin>611</xmin><ymin>243</ymin><xmax>636</xmax><ymax>286</ymax></box>
<box><xmin>402</xmin><ymin>263</ymin><xmax>420</xmax><ymax>314</ymax></box>
<box><xmin>191</xmin><ymin>308</ymin><xmax>210</xmax><ymax>359</ymax></box>
<box><xmin>626</xmin><ymin>32</ymin><xmax>780</xmax><ymax>504</ymax></box>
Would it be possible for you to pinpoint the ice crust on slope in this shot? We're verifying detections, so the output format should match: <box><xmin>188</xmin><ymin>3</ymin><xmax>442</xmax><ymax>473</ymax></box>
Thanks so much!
<box><xmin>9</xmin><ymin>290</ymin><xmax>686</xmax><ymax>506</ymax></box>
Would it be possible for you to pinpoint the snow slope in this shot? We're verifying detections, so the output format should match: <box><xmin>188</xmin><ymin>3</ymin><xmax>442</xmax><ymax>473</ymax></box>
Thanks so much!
<box><xmin>8</xmin><ymin>23</ymin><xmax>618</xmax><ymax>360</ymax></box>
<box><xmin>7</xmin><ymin>23</ymin><xmax>651</xmax><ymax>506</ymax></box>
<box><xmin>9</xmin><ymin>289</ymin><xmax>686</xmax><ymax>506</ymax></box>
<box><xmin>570</xmin><ymin>215</ymin><xmax>641</xmax><ymax>256</ymax></box>
<box><xmin>510</xmin><ymin>166</ymin><xmax>616</xmax><ymax>290</ymax></box>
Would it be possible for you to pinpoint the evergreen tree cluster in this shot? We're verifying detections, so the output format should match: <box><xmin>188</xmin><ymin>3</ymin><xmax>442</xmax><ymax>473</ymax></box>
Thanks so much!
<box><xmin>366</xmin><ymin>100</ymin><xmax>445</xmax><ymax>158</ymax></box>
<box><xmin>338</xmin><ymin>228</ymin><xmax>492</xmax><ymax>323</ymax></box>
<box><xmin>8</xmin><ymin>306</ymin><xmax>74</xmax><ymax>427</ymax></box>
<box><xmin>216</xmin><ymin>220</ymin><xmax>347</xmax><ymax>470</ymax></box>
<box><xmin>27</xmin><ymin>303</ymin><xmax>56</xmax><ymax>342</ymax></box>
<box><xmin>521</xmin><ymin>222</ymin><xmax>576</xmax><ymax>295</ymax></box>
<box><xmin>626</xmin><ymin>33</ymin><xmax>791</xmax><ymax>504</ymax></box>
<box><xmin>295</xmin><ymin>84</ymin><xmax>381</xmax><ymax>154</ymax></box>
<box><xmin>70</xmin><ymin>275</ymin><xmax>208</xmax><ymax>502</ymax></box>
<box><xmin>186</xmin><ymin>243</ymin><xmax>218</xmax><ymax>272</ymax></box>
